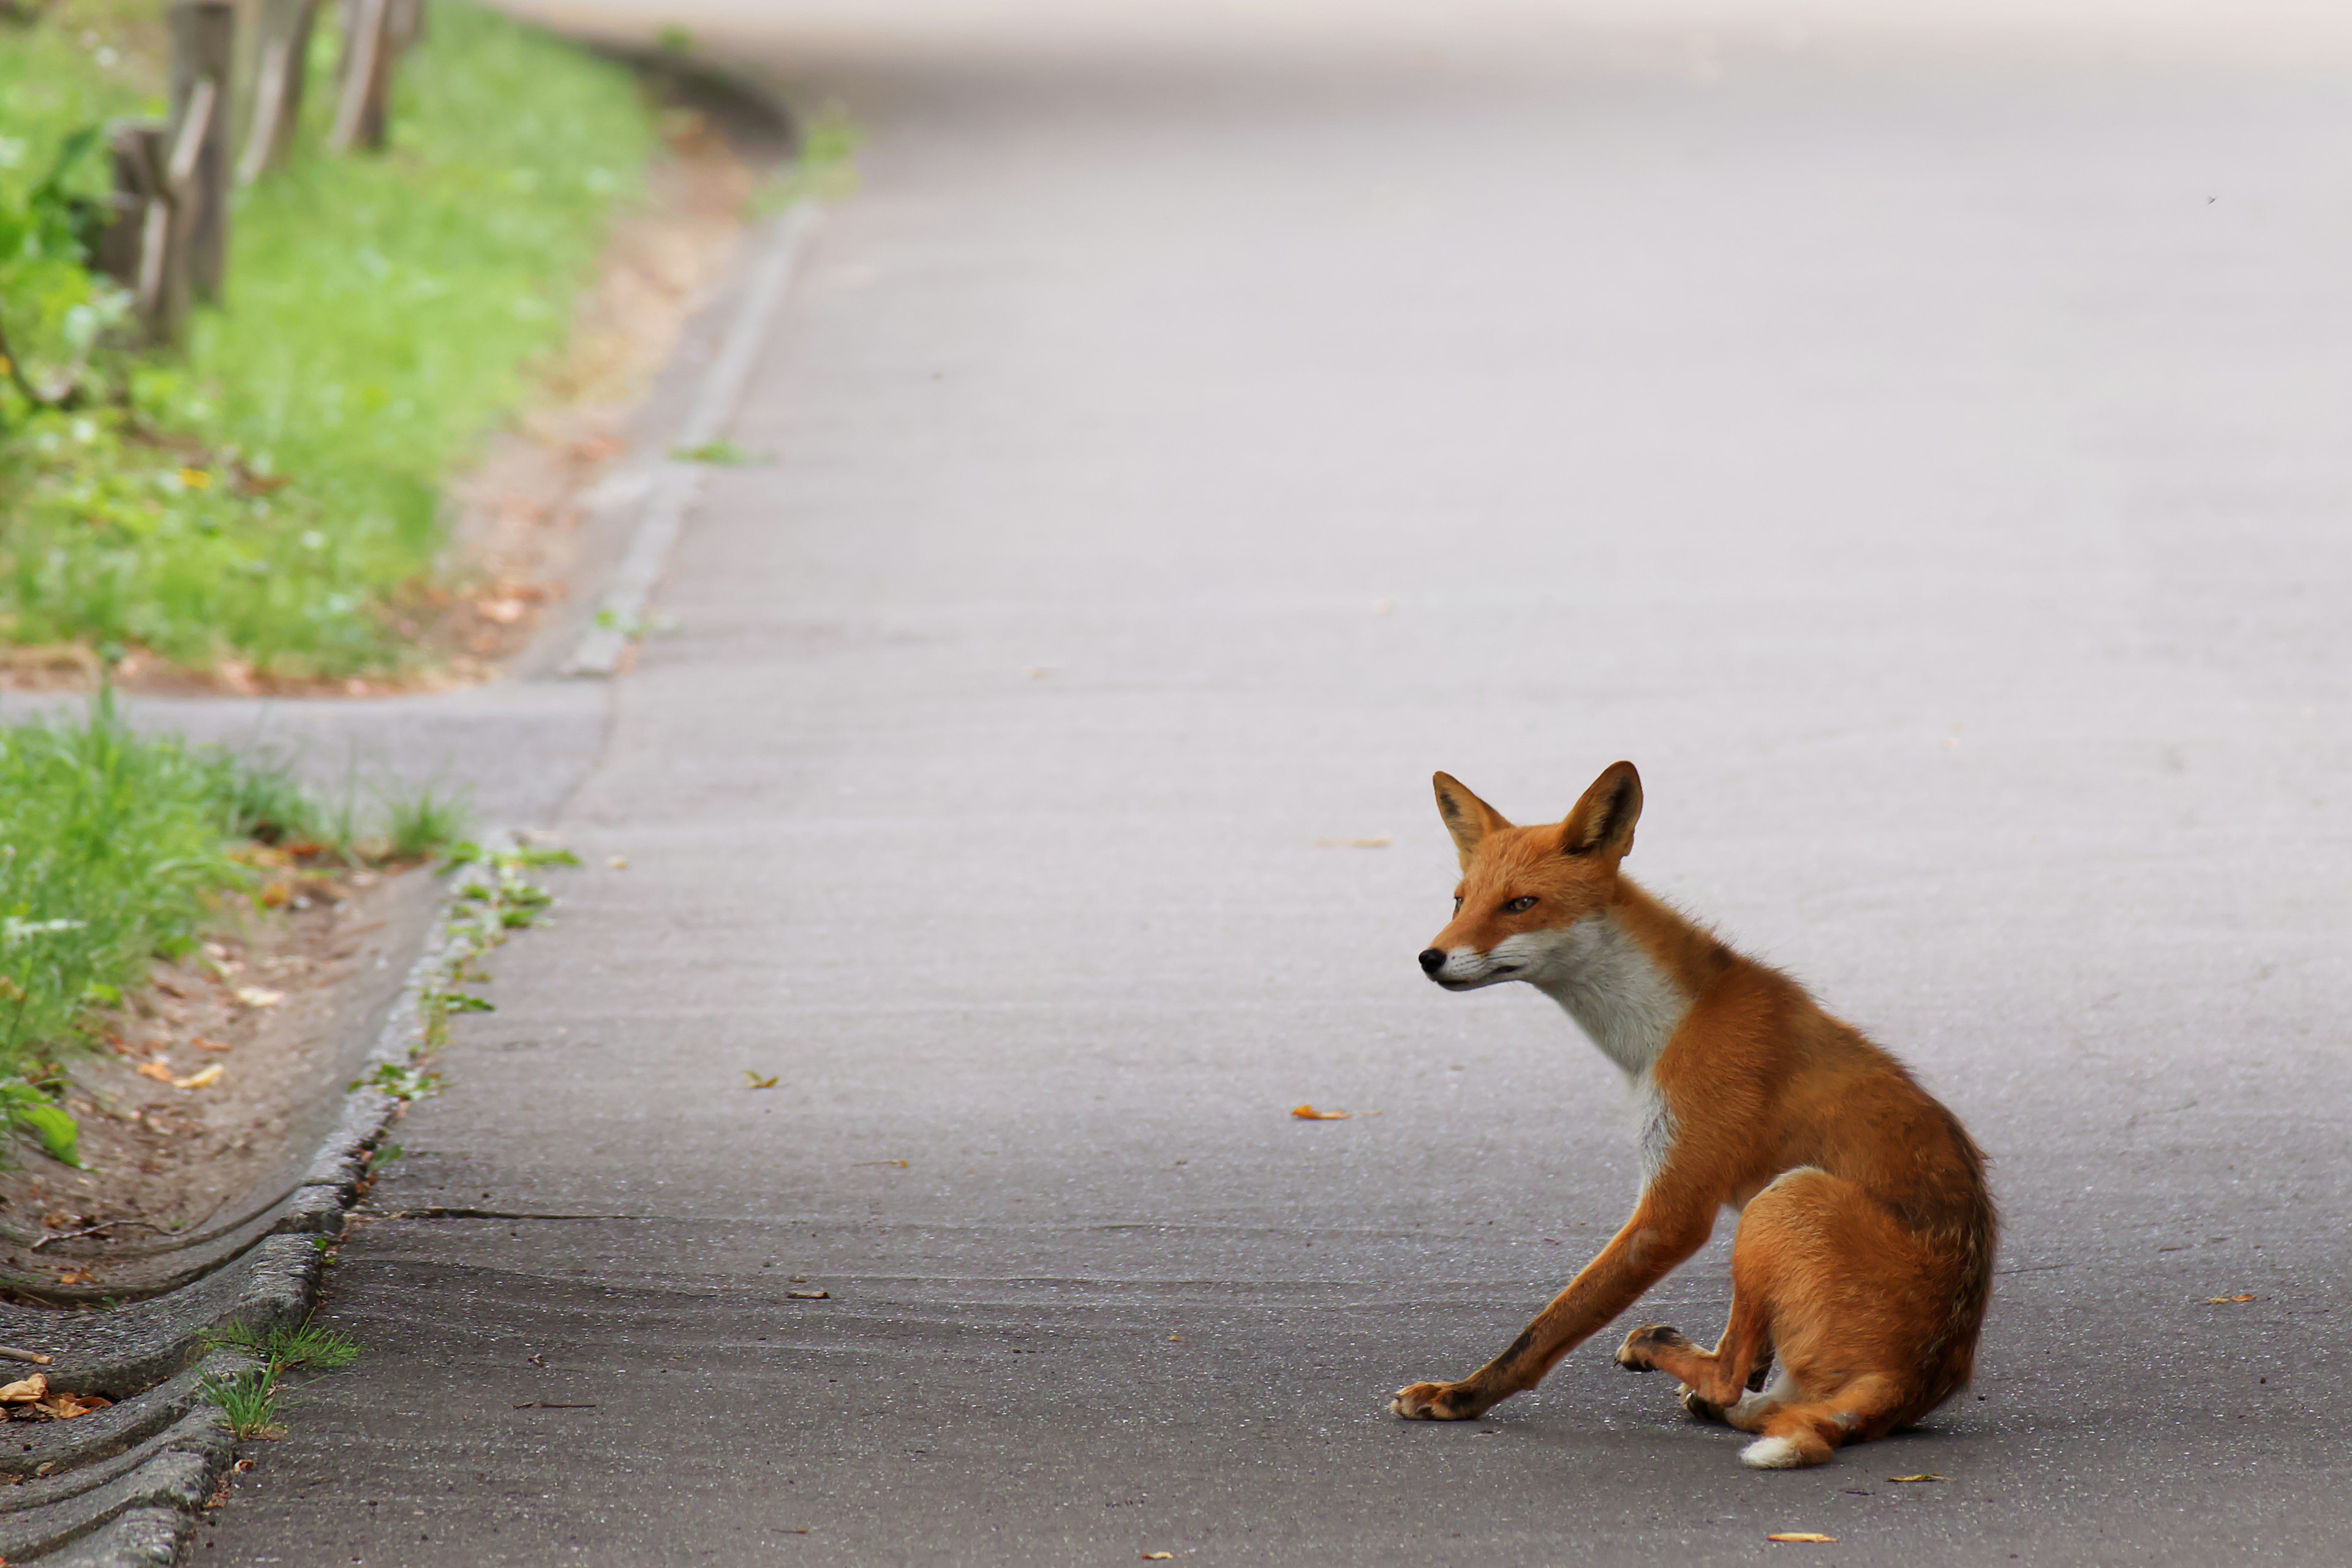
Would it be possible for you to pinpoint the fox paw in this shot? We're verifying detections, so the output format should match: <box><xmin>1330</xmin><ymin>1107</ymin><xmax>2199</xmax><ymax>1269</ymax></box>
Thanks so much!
<box><xmin>1613</xmin><ymin>1324</ymin><xmax>1692</xmax><ymax>1371</ymax></box>
<box><xmin>1678</xmin><ymin>1384</ymin><xmax>1731</xmax><ymax>1423</ymax></box>
<box><xmin>1390</xmin><ymin>1380</ymin><xmax>1488</xmax><ymax>1420</ymax></box>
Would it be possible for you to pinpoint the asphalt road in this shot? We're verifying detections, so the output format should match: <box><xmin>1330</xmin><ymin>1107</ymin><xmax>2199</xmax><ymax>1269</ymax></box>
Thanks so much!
<box><xmin>209</xmin><ymin>14</ymin><xmax>2352</xmax><ymax>1566</ymax></box>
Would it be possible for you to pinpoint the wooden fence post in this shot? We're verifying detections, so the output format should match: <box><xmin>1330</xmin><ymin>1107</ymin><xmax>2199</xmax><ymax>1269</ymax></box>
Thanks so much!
<box><xmin>238</xmin><ymin>0</ymin><xmax>319</xmax><ymax>184</ymax></box>
<box><xmin>331</xmin><ymin>0</ymin><xmax>392</xmax><ymax>153</ymax></box>
<box><xmin>388</xmin><ymin>0</ymin><xmax>426</xmax><ymax>51</ymax></box>
<box><xmin>167</xmin><ymin>0</ymin><xmax>234</xmax><ymax>303</ymax></box>
<box><xmin>92</xmin><ymin>121</ymin><xmax>186</xmax><ymax>345</ymax></box>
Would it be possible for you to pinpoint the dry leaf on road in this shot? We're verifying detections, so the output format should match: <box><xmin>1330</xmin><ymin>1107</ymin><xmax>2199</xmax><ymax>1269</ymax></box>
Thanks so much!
<box><xmin>1291</xmin><ymin>1104</ymin><xmax>1351</xmax><ymax>1120</ymax></box>
<box><xmin>786</xmin><ymin>1289</ymin><xmax>829</xmax><ymax>1300</ymax></box>
<box><xmin>1766</xmin><ymin>1534</ymin><xmax>1838</xmax><ymax>1544</ymax></box>
<box><xmin>744</xmin><ymin>1071</ymin><xmax>779</xmax><ymax>1089</ymax></box>
<box><xmin>235</xmin><ymin>986</ymin><xmax>286</xmax><ymax>1008</ymax></box>
<box><xmin>172</xmin><ymin>1064</ymin><xmax>224</xmax><ymax>1090</ymax></box>
<box><xmin>0</xmin><ymin>1373</ymin><xmax>47</xmax><ymax>1402</ymax></box>
<box><xmin>135</xmin><ymin>1059</ymin><xmax>176</xmax><ymax>1082</ymax></box>
<box><xmin>1141</xmin><ymin>1555</ymin><xmax>1177</xmax><ymax>1561</ymax></box>
<box><xmin>2205</xmin><ymin>1294</ymin><xmax>2257</xmax><ymax>1303</ymax></box>
<box><xmin>1888</xmin><ymin>1473</ymin><xmax>1943</xmax><ymax>1483</ymax></box>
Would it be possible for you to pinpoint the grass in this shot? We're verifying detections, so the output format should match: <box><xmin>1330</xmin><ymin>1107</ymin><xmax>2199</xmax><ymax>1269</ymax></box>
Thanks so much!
<box><xmin>0</xmin><ymin>0</ymin><xmax>658</xmax><ymax>679</ymax></box>
<box><xmin>201</xmin><ymin>1318</ymin><xmax>361</xmax><ymax>1438</ymax></box>
<box><xmin>382</xmin><ymin>778</ymin><xmax>471</xmax><ymax>861</ymax></box>
<box><xmin>200</xmin><ymin>1365</ymin><xmax>284</xmax><ymax>1439</ymax></box>
<box><xmin>0</xmin><ymin>690</ymin><xmax>256</xmax><ymax>1084</ymax></box>
<box><xmin>0</xmin><ymin>692</ymin><xmax>469</xmax><ymax>1159</ymax></box>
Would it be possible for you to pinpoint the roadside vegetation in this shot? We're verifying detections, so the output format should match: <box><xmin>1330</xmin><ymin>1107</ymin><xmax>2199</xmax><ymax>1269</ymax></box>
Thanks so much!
<box><xmin>201</xmin><ymin>1317</ymin><xmax>362</xmax><ymax>1439</ymax></box>
<box><xmin>0</xmin><ymin>692</ymin><xmax>468</xmax><ymax>1164</ymax></box>
<box><xmin>0</xmin><ymin>0</ymin><xmax>657</xmax><ymax>682</ymax></box>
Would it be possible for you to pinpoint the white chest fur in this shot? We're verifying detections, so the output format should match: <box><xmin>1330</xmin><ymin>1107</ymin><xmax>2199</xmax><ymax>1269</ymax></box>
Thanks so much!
<box><xmin>1494</xmin><ymin>912</ymin><xmax>1692</xmax><ymax>1079</ymax></box>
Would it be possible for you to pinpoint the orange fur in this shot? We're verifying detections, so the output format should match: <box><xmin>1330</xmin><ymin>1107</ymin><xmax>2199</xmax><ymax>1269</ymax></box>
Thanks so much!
<box><xmin>1393</xmin><ymin>764</ymin><xmax>1996</xmax><ymax>1469</ymax></box>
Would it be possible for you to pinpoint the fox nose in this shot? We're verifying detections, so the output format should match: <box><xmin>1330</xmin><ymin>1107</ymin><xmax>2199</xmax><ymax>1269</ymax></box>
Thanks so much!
<box><xmin>1417</xmin><ymin>948</ymin><xmax>1447</xmax><ymax>974</ymax></box>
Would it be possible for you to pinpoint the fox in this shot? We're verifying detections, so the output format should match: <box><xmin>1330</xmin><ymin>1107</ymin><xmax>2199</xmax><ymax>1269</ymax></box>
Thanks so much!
<box><xmin>1389</xmin><ymin>761</ymin><xmax>1996</xmax><ymax>1469</ymax></box>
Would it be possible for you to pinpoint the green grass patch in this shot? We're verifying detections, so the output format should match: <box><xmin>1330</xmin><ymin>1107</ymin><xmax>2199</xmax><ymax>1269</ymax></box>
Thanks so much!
<box><xmin>0</xmin><ymin>0</ymin><xmax>657</xmax><ymax>679</ymax></box>
<box><xmin>201</xmin><ymin>1316</ymin><xmax>362</xmax><ymax>1439</ymax></box>
<box><xmin>0</xmin><ymin>692</ymin><xmax>337</xmax><ymax>1157</ymax></box>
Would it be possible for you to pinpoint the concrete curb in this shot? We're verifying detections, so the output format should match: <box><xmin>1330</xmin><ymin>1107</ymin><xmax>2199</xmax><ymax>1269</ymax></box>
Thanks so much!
<box><xmin>0</xmin><ymin>861</ymin><xmax>486</xmax><ymax>1563</ymax></box>
<box><xmin>560</xmin><ymin>198</ymin><xmax>823</xmax><ymax>677</ymax></box>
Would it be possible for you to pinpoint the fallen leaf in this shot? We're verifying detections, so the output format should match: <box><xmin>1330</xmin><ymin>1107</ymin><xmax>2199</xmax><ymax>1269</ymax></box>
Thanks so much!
<box><xmin>786</xmin><ymin>1289</ymin><xmax>829</xmax><ymax>1300</ymax></box>
<box><xmin>478</xmin><ymin>597</ymin><xmax>528</xmax><ymax>625</ymax></box>
<box><xmin>1766</xmin><ymin>1534</ymin><xmax>1838</xmax><ymax>1544</ymax></box>
<box><xmin>53</xmin><ymin>1269</ymin><xmax>89</xmax><ymax>1286</ymax></box>
<box><xmin>0</xmin><ymin>1374</ymin><xmax>46</xmax><ymax>1403</ymax></box>
<box><xmin>135</xmin><ymin>1059</ymin><xmax>177</xmax><ymax>1082</ymax></box>
<box><xmin>744</xmin><ymin>1071</ymin><xmax>779</xmax><ymax>1089</ymax></box>
<box><xmin>258</xmin><ymin>881</ymin><xmax>292</xmax><ymax>909</ymax></box>
<box><xmin>607</xmin><ymin>855</ymin><xmax>628</xmax><ymax>869</ymax></box>
<box><xmin>2206</xmin><ymin>1294</ymin><xmax>2257</xmax><ymax>1304</ymax></box>
<box><xmin>854</xmin><ymin>1159</ymin><xmax>910</xmax><ymax>1168</ymax></box>
<box><xmin>172</xmin><ymin>1065</ymin><xmax>224</xmax><ymax>1090</ymax></box>
<box><xmin>1888</xmin><ymin>1473</ymin><xmax>1944</xmax><ymax>1483</ymax></box>
<box><xmin>195</xmin><ymin>1036</ymin><xmax>233</xmax><ymax>1052</ymax></box>
<box><xmin>1291</xmin><ymin>1104</ymin><xmax>1351</xmax><ymax>1120</ymax></box>
<box><xmin>37</xmin><ymin>1393</ymin><xmax>108</xmax><ymax>1419</ymax></box>
<box><xmin>1142</xmin><ymin>1555</ymin><xmax>1176</xmax><ymax>1562</ymax></box>
<box><xmin>235</xmin><ymin>987</ymin><xmax>285</xmax><ymax>1008</ymax></box>
<box><xmin>234</xmin><ymin>1458</ymin><xmax>256</xmax><ymax>1472</ymax></box>
<box><xmin>1314</xmin><ymin>835</ymin><xmax>1392</xmax><ymax>848</ymax></box>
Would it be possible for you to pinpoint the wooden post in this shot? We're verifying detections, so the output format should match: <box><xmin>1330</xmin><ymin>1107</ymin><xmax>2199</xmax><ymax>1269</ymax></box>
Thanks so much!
<box><xmin>92</xmin><ymin>120</ymin><xmax>187</xmax><ymax>345</ymax></box>
<box><xmin>167</xmin><ymin>1</ymin><xmax>235</xmax><ymax>303</ymax></box>
<box><xmin>239</xmin><ymin>0</ymin><xmax>319</xmax><ymax>184</ymax></box>
<box><xmin>331</xmin><ymin>0</ymin><xmax>392</xmax><ymax>153</ymax></box>
<box><xmin>387</xmin><ymin>0</ymin><xmax>426</xmax><ymax>51</ymax></box>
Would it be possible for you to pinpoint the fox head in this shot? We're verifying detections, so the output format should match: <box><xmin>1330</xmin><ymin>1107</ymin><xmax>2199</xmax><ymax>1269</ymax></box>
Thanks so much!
<box><xmin>1417</xmin><ymin>761</ymin><xmax>1643</xmax><ymax>990</ymax></box>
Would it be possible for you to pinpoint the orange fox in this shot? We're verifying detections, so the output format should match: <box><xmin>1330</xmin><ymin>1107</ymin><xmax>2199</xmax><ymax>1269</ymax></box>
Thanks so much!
<box><xmin>1392</xmin><ymin>763</ymin><xmax>1995</xmax><ymax>1468</ymax></box>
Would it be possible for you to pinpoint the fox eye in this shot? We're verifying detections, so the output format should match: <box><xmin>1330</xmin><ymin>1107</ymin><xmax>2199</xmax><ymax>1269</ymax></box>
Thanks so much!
<box><xmin>1502</xmin><ymin>895</ymin><xmax>1538</xmax><ymax>914</ymax></box>
<box><xmin>1452</xmin><ymin>895</ymin><xmax>1464</xmax><ymax>913</ymax></box>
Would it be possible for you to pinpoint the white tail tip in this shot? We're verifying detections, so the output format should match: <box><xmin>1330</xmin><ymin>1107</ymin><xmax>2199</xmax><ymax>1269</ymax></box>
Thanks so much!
<box><xmin>1740</xmin><ymin>1436</ymin><xmax>1811</xmax><ymax>1469</ymax></box>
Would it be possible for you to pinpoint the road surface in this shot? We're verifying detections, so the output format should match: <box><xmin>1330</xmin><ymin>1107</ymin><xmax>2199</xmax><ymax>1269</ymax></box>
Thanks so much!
<box><xmin>209</xmin><ymin>7</ymin><xmax>2352</xmax><ymax>1563</ymax></box>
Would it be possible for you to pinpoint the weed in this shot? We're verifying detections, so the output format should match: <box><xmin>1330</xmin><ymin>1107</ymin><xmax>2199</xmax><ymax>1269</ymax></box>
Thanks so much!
<box><xmin>380</xmin><ymin>779</ymin><xmax>472</xmax><ymax>861</ymax></box>
<box><xmin>195</xmin><ymin>748</ymin><xmax>339</xmax><ymax>850</ymax></box>
<box><xmin>201</xmin><ymin>1317</ymin><xmax>361</xmax><ymax>1438</ymax></box>
<box><xmin>671</xmin><ymin>438</ymin><xmax>764</xmax><ymax>465</ymax></box>
<box><xmin>352</xmin><ymin>1061</ymin><xmax>443</xmax><ymax>1102</ymax></box>
<box><xmin>207</xmin><ymin>1319</ymin><xmax>362</xmax><ymax>1373</ymax></box>
<box><xmin>590</xmin><ymin>606</ymin><xmax>677</xmax><ymax>639</ymax></box>
<box><xmin>200</xmin><ymin>1366</ymin><xmax>284</xmax><ymax>1440</ymax></box>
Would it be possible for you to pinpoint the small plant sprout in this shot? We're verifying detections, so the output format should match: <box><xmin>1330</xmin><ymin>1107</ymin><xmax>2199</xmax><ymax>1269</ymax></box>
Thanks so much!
<box><xmin>201</xmin><ymin>1366</ymin><xmax>284</xmax><ymax>1440</ymax></box>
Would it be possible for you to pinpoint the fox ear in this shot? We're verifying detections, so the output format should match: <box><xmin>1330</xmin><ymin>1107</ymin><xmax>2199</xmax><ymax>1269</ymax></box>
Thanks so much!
<box><xmin>1433</xmin><ymin>772</ymin><xmax>1512</xmax><ymax>869</ymax></box>
<box><xmin>1562</xmin><ymin>761</ymin><xmax>1642</xmax><ymax>861</ymax></box>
